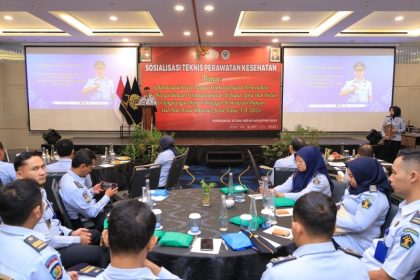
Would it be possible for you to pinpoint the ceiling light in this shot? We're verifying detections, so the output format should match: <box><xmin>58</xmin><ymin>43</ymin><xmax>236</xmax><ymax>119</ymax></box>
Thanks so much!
<box><xmin>122</xmin><ymin>38</ymin><xmax>129</xmax><ymax>42</ymax></box>
<box><xmin>272</xmin><ymin>38</ymin><xmax>279</xmax><ymax>43</ymax></box>
<box><xmin>310</xmin><ymin>11</ymin><xmax>352</xmax><ymax>36</ymax></box>
<box><xmin>206</xmin><ymin>31</ymin><xmax>213</xmax><ymax>36</ymax></box>
<box><xmin>109</xmin><ymin>16</ymin><xmax>118</xmax><ymax>21</ymax></box>
<box><xmin>4</xmin><ymin>15</ymin><xmax>13</xmax><ymax>21</ymax></box>
<box><xmin>174</xmin><ymin>5</ymin><xmax>185</xmax><ymax>12</ymax></box>
<box><xmin>204</xmin><ymin>5</ymin><xmax>214</xmax><ymax>12</ymax></box>
<box><xmin>395</xmin><ymin>16</ymin><xmax>404</xmax><ymax>21</ymax></box>
<box><xmin>281</xmin><ymin>16</ymin><xmax>290</xmax><ymax>21</ymax></box>
<box><xmin>183</xmin><ymin>31</ymin><xmax>191</xmax><ymax>36</ymax></box>
<box><xmin>59</xmin><ymin>14</ymin><xmax>92</xmax><ymax>35</ymax></box>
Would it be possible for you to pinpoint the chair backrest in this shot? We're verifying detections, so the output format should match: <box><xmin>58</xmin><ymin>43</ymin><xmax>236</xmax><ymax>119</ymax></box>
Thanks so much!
<box><xmin>50</xmin><ymin>178</ymin><xmax>74</xmax><ymax>229</ymax></box>
<box><xmin>5</xmin><ymin>147</ymin><xmax>29</xmax><ymax>163</ymax></box>
<box><xmin>44</xmin><ymin>173</ymin><xmax>66</xmax><ymax>212</ymax></box>
<box><xmin>247</xmin><ymin>150</ymin><xmax>261</xmax><ymax>182</ymax></box>
<box><xmin>380</xmin><ymin>203</ymin><xmax>399</xmax><ymax>237</ymax></box>
<box><xmin>165</xmin><ymin>153</ymin><xmax>187</xmax><ymax>189</ymax></box>
<box><xmin>331</xmin><ymin>179</ymin><xmax>348</xmax><ymax>203</ymax></box>
<box><xmin>129</xmin><ymin>164</ymin><xmax>162</xmax><ymax>198</ymax></box>
<box><xmin>273</xmin><ymin>167</ymin><xmax>296</xmax><ymax>186</ymax></box>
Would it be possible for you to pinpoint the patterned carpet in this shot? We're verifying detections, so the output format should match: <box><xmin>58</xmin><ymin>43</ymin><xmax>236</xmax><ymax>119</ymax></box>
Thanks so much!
<box><xmin>178</xmin><ymin>164</ymin><xmax>268</xmax><ymax>191</ymax></box>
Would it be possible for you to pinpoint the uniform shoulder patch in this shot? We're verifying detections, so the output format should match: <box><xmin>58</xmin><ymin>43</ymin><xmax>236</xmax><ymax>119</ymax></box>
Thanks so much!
<box><xmin>45</xmin><ymin>255</ymin><xmax>63</xmax><ymax>280</ymax></box>
<box><xmin>312</xmin><ymin>178</ymin><xmax>321</xmax><ymax>185</ymax></box>
<box><xmin>402</xmin><ymin>228</ymin><xmax>419</xmax><ymax>237</ymax></box>
<box><xmin>410</xmin><ymin>211</ymin><xmax>420</xmax><ymax>225</ymax></box>
<box><xmin>400</xmin><ymin>233</ymin><xmax>415</xmax><ymax>249</ymax></box>
<box><xmin>270</xmin><ymin>255</ymin><xmax>296</xmax><ymax>266</ymax></box>
<box><xmin>361</xmin><ymin>198</ymin><xmax>372</xmax><ymax>209</ymax></box>
<box><xmin>82</xmin><ymin>192</ymin><xmax>91</xmax><ymax>203</ymax></box>
<box><xmin>24</xmin><ymin>235</ymin><xmax>47</xmax><ymax>252</ymax></box>
<box><xmin>74</xmin><ymin>180</ymin><xmax>84</xmax><ymax>189</ymax></box>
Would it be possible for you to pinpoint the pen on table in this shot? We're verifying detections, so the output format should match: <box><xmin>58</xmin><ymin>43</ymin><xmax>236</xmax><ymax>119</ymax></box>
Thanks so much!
<box><xmin>222</xmin><ymin>240</ymin><xmax>228</xmax><ymax>251</ymax></box>
<box><xmin>191</xmin><ymin>236</ymin><xmax>198</xmax><ymax>249</ymax></box>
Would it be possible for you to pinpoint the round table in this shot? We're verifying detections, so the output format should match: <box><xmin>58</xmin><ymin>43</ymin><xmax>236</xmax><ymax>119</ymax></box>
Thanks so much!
<box><xmin>148</xmin><ymin>188</ymin><xmax>293</xmax><ymax>280</ymax></box>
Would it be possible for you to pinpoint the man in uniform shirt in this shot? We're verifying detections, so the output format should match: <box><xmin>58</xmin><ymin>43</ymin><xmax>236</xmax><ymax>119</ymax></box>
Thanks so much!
<box><xmin>0</xmin><ymin>179</ymin><xmax>77</xmax><ymax>280</ymax></box>
<box><xmin>82</xmin><ymin>60</ymin><xmax>115</xmax><ymax>101</ymax></box>
<box><xmin>14</xmin><ymin>152</ymin><xmax>104</xmax><ymax>268</ymax></box>
<box><xmin>339</xmin><ymin>62</ymin><xmax>372</xmax><ymax>103</ymax></box>
<box><xmin>0</xmin><ymin>141</ymin><xmax>16</xmax><ymax>185</ymax></box>
<box><xmin>269</xmin><ymin>137</ymin><xmax>305</xmax><ymax>185</ymax></box>
<box><xmin>138</xmin><ymin>86</ymin><xmax>157</xmax><ymax>106</ymax></box>
<box><xmin>361</xmin><ymin>149</ymin><xmax>420</xmax><ymax>279</ymax></box>
<box><xmin>46</xmin><ymin>139</ymin><xmax>92</xmax><ymax>187</ymax></box>
<box><xmin>59</xmin><ymin>149</ymin><xmax>118</xmax><ymax>230</ymax></box>
<box><xmin>261</xmin><ymin>192</ymin><xmax>369</xmax><ymax>280</ymax></box>
<box><xmin>98</xmin><ymin>199</ymin><xmax>179</xmax><ymax>279</ymax></box>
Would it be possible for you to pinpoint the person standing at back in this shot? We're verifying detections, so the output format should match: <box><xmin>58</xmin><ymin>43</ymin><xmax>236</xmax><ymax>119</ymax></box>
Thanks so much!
<box><xmin>381</xmin><ymin>106</ymin><xmax>405</xmax><ymax>163</ymax></box>
<box><xmin>261</xmin><ymin>192</ymin><xmax>369</xmax><ymax>280</ymax></box>
<box><xmin>0</xmin><ymin>179</ymin><xmax>77</xmax><ymax>280</ymax></box>
<box><xmin>154</xmin><ymin>136</ymin><xmax>178</xmax><ymax>188</ymax></box>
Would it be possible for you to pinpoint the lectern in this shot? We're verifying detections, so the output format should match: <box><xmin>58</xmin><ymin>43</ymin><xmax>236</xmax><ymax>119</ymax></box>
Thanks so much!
<box><xmin>138</xmin><ymin>104</ymin><xmax>156</xmax><ymax>130</ymax></box>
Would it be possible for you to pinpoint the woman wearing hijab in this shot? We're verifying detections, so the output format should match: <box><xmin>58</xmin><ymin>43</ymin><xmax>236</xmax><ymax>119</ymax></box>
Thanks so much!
<box><xmin>381</xmin><ymin>105</ymin><xmax>405</xmax><ymax>163</ymax></box>
<box><xmin>272</xmin><ymin>146</ymin><xmax>333</xmax><ymax>201</ymax></box>
<box><xmin>154</xmin><ymin>136</ymin><xmax>178</xmax><ymax>188</ymax></box>
<box><xmin>333</xmin><ymin>157</ymin><xmax>390</xmax><ymax>255</ymax></box>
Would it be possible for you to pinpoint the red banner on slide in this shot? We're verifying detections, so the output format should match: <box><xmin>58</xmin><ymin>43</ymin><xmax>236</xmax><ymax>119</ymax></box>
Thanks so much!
<box><xmin>140</xmin><ymin>47</ymin><xmax>281</xmax><ymax>131</ymax></box>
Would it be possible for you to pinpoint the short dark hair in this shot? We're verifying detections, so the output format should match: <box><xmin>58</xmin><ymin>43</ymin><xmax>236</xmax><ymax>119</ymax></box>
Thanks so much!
<box><xmin>108</xmin><ymin>199</ymin><xmax>156</xmax><ymax>255</ymax></box>
<box><xmin>357</xmin><ymin>144</ymin><xmax>374</xmax><ymax>158</ymax></box>
<box><xmin>397</xmin><ymin>149</ymin><xmax>420</xmax><ymax>169</ymax></box>
<box><xmin>144</xmin><ymin>86</ymin><xmax>150</xmax><ymax>91</ymax></box>
<box><xmin>390</xmin><ymin>106</ymin><xmax>402</xmax><ymax>117</ymax></box>
<box><xmin>14</xmin><ymin>151</ymin><xmax>42</xmax><ymax>172</ymax></box>
<box><xmin>353</xmin><ymin>62</ymin><xmax>366</xmax><ymax>70</ymax></box>
<box><xmin>55</xmin><ymin>139</ymin><xmax>74</xmax><ymax>157</ymax></box>
<box><xmin>290</xmin><ymin>137</ymin><xmax>306</xmax><ymax>152</ymax></box>
<box><xmin>0</xmin><ymin>179</ymin><xmax>42</xmax><ymax>225</ymax></box>
<box><xmin>293</xmin><ymin>192</ymin><xmax>337</xmax><ymax>238</ymax></box>
<box><xmin>72</xmin><ymin>149</ymin><xmax>96</xmax><ymax>168</ymax></box>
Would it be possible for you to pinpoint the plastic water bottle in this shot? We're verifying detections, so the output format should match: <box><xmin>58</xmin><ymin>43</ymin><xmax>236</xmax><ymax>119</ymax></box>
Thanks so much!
<box><xmin>227</xmin><ymin>173</ymin><xmax>235</xmax><ymax>200</ymax></box>
<box><xmin>269</xmin><ymin>192</ymin><xmax>277</xmax><ymax>225</ymax></box>
<box><xmin>109</xmin><ymin>144</ymin><xmax>116</xmax><ymax>163</ymax></box>
<box><xmin>262</xmin><ymin>177</ymin><xmax>270</xmax><ymax>208</ymax></box>
<box><xmin>104</xmin><ymin>147</ymin><xmax>109</xmax><ymax>164</ymax></box>
<box><xmin>41</xmin><ymin>147</ymin><xmax>48</xmax><ymax>165</ymax></box>
<box><xmin>219</xmin><ymin>195</ymin><xmax>228</xmax><ymax>231</ymax></box>
<box><xmin>249</xmin><ymin>197</ymin><xmax>259</xmax><ymax>232</ymax></box>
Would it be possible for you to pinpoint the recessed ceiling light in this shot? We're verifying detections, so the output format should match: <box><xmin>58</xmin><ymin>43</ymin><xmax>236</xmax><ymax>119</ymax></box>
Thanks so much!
<box><xmin>174</xmin><ymin>5</ymin><xmax>185</xmax><ymax>11</ymax></box>
<box><xmin>206</xmin><ymin>31</ymin><xmax>213</xmax><ymax>36</ymax></box>
<box><xmin>272</xmin><ymin>38</ymin><xmax>279</xmax><ymax>43</ymax></box>
<box><xmin>4</xmin><ymin>15</ymin><xmax>13</xmax><ymax>21</ymax></box>
<box><xmin>122</xmin><ymin>38</ymin><xmax>129</xmax><ymax>42</ymax></box>
<box><xmin>282</xmin><ymin>16</ymin><xmax>290</xmax><ymax>21</ymax></box>
<box><xmin>204</xmin><ymin>5</ymin><xmax>214</xmax><ymax>12</ymax></box>
<box><xmin>183</xmin><ymin>31</ymin><xmax>191</xmax><ymax>36</ymax></box>
<box><xmin>395</xmin><ymin>16</ymin><xmax>404</xmax><ymax>21</ymax></box>
<box><xmin>109</xmin><ymin>15</ymin><xmax>118</xmax><ymax>21</ymax></box>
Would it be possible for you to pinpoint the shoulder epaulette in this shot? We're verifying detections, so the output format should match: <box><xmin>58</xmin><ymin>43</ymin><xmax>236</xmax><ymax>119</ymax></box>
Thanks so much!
<box><xmin>24</xmin><ymin>235</ymin><xmax>47</xmax><ymax>252</ymax></box>
<box><xmin>369</xmin><ymin>185</ymin><xmax>378</xmax><ymax>193</ymax></box>
<box><xmin>410</xmin><ymin>211</ymin><xmax>420</xmax><ymax>225</ymax></box>
<box><xmin>270</xmin><ymin>255</ymin><xmax>296</xmax><ymax>266</ymax></box>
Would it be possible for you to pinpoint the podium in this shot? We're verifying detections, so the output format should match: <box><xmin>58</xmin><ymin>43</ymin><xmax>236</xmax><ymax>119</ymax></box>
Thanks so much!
<box><xmin>138</xmin><ymin>104</ymin><xmax>156</xmax><ymax>130</ymax></box>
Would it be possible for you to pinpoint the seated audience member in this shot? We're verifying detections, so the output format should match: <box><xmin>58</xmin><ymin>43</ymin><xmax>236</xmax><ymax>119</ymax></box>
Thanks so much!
<box><xmin>46</xmin><ymin>138</ymin><xmax>93</xmax><ymax>187</ymax></box>
<box><xmin>362</xmin><ymin>149</ymin><xmax>420</xmax><ymax>280</ymax></box>
<box><xmin>271</xmin><ymin>146</ymin><xmax>333</xmax><ymax>201</ymax></box>
<box><xmin>154</xmin><ymin>136</ymin><xmax>178</xmax><ymax>188</ymax></box>
<box><xmin>15</xmin><ymin>152</ymin><xmax>104</xmax><ymax>268</ymax></box>
<box><xmin>0</xmin><ymin>179</ymin><xmax>77</xmax><ymax>280</ymax></box>
<box><xmin>333</xmin><ymin>157</ymin><xmax>390</xmax><ymax>255</ymax></box>
<box><xmin>261</xmin><ymin>192</ymin><xmax>369</xmax><ymax>280</ymax></box>
<box><xmin>0</xmin><ymin>141</ymin><xmax>17</xmax><ymax>185</ymax></box>
<box><xmin>270</xmin><ymin>137</ymin><xmax>306</xmax><ymax>185</ymax></box>
<box><xmin>99</xmin><ymin>199</ymin><xmax>180</xmax><ymax>279</ymax></box>
<box><xmin>357</xmin><ymin>143</ymin><xmax>375</xmax><ymax>158</ymax></box>
<box><xmin>59</xmin><ymin>149</ymin><xmax>118</xmax><ymax>229</ymax></box>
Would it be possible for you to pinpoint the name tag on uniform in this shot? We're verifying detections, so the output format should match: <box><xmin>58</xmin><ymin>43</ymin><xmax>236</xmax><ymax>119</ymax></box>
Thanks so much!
<box><xmin>373</xmin><ymin>240</ymin><xmax>388</xmax><ymax>263</ymax></box>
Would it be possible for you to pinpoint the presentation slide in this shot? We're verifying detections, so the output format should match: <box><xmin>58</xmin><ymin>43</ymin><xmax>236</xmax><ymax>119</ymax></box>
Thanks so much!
<box><xmin>25</xmin><ymin>46</ymin><xmax>138</xmax><ymax>131</ymax></box>
<box><xmin>141</xmin><ymin>47</ymin><xmax>282</xmax><ymax>131</ymax></box>
<box><xmin>283</xmin><ymin>47</ymin><xmax>395</xmax><ymax>132</ymax></box>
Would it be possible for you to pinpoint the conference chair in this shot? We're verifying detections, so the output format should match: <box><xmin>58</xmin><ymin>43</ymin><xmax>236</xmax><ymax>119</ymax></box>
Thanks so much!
<box><xmin>380</xmin><ymin>203</ymin><xmax>399</xmax><ymax>237</ymax></box>
<box><xmin>331</xmin><ymin>179</ymin><xmax>348</xmax><ymax>203</ymax></box>
<box><xmin>247</xmin><ymin>149</ymin><xmax>262</xmax><ymax>182</ymax></box>
<box><xmin>166</xmin><ymin>153</ymin><xmax>188</xmax><ymax>190</ymax></box>
<box><xmin>128</xmin><ymin>163</ymin><xmax>162</xmax><ymax>198</ymax></box>
<box><xmin>273</xmin><ymin>167</ymin><xmax>296</xmax><ymax>186</ymax></box>
<box><xmin>44</xmin><ymin>172</ymin><xmax>66</xmax><ymax>213</ymax></box>
<box><xmin>5</xmin><ymin>147</ymin><xmax>29</xmax><ymax>163</ymax></box>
